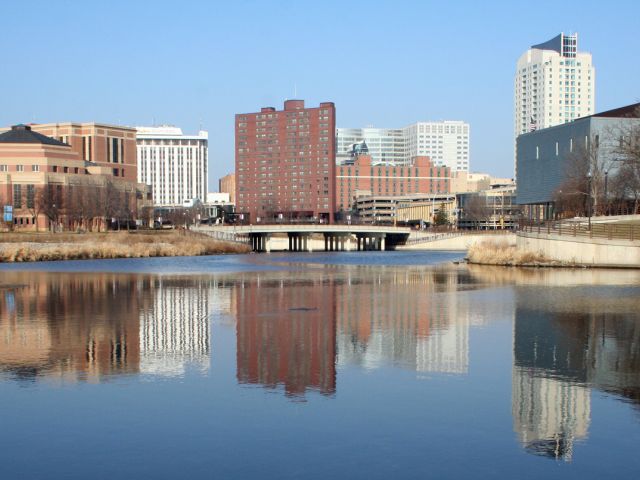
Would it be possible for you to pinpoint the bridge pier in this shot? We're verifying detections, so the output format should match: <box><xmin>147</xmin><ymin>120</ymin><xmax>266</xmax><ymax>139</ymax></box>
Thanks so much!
<box><xmin>355</xmin><ymin>233</ymin><xmax>386</xmax><ymax>251</ymax></box>
<box><xmin>287</xmin><ymin>233</ymin><xmax>312</xmax><ymax>252</ymax></box>
<box><xmin>323</xmin><ymin>233</ymin><xmax>351</xmax><ymax>252</ymax></box>
<box><xmin>249</xmin><ymin>233</ymin><xmax>271</xmax><ymax>252</ymax></box>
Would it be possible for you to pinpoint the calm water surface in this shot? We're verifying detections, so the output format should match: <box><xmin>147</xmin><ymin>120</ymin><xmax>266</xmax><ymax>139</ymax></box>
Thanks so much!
<box><xmin>1</xmin><ymin>252</ymin><xmax>639</xmax><ymax>479</ymax></box>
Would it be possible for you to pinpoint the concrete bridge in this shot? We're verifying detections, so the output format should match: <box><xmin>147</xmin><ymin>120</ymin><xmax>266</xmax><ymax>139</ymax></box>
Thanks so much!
<box><xmin>195</xmin><ymin>224</ymin><xmax>412</xmax><ymax>252</ymax></box>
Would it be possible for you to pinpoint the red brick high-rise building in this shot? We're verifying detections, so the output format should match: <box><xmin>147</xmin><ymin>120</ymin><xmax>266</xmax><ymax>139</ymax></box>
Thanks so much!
<box><xmin>235</xmin><ymin>100</ymin><xmax>336</xmax><ymax>223</ymax></box>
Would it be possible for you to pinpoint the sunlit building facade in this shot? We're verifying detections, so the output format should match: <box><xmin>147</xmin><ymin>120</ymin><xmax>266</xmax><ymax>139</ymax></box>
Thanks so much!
<box><xmin>136</xmin><ymin>126</ymin><xmax>208</xmax><ymax>206</ymax></box>
<box><xmin>337</xmin><ymin>121</ymin><xmax>470</xmax><ymax>172</ymax></box>
<box><xmin>236</xmin><ymin>100</ymin><xmax>336</xmax><ymax>223</ymax></box>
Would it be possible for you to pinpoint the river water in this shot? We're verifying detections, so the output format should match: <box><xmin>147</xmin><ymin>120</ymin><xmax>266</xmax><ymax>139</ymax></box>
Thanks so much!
<box><xmin>1</xmin><ymin>252</ymin><xmax>639</xmax><ymax>479</ymax></box>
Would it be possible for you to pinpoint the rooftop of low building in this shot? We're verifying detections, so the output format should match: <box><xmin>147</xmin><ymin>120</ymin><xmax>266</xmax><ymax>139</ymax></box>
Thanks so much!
<box><xmin>0</xmin><ymin>124</ymin><xmax>69</xmax><ymax>146</ymax></box>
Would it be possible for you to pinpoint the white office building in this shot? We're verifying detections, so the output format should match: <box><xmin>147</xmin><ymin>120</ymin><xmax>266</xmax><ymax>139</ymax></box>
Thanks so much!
<box><xmin>515</xmin><ymin>32</ymin><xmax>595</xmax><ymax>140</ymax></box>
<box><xmin>136</xmin><ymin>126</ymin><xmax>208</xmax><ymax>206</ymax></box>
<box><xmin>336</xmin><ymin>121</ymin><xmax>470</xmax><ymax>172</ymax></box>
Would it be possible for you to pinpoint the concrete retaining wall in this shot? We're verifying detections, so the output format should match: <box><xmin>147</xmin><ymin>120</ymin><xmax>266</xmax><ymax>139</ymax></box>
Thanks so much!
<box><xmin>517</xmin><ymin>231</ymin><xmax>640</xmax><ymax>267</ymax></box>
<box><xmin>398</xmin><ymin>233</ymin><xmax>516</xmax><ymax>251</ymax></box>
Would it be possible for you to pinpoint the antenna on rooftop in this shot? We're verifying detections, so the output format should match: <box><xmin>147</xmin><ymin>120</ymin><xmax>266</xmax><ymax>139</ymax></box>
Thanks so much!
<box><xmin>294</xmin><ymin>82</ymin><xmax>297</xmax><ymax>98</ymax></box>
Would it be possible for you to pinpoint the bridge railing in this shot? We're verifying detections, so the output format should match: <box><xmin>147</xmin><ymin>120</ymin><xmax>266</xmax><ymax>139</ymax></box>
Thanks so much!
<box><xmin>404</xmin><ymin>230</ymin><xmax>513</xmax><ymax>245</ymax></box>
<box><xmin>194</xmin><ymin>227</ymin><xmax>251</xmax><ymax>244</ymax></box>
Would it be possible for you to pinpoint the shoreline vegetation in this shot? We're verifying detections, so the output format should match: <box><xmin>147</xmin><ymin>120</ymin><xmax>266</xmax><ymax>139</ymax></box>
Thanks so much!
<box><xmin>0</xmin><ymin>230</ymin><xmax>250</xmax><ymax>262</ymax></box>
<box><xmin>466</xmin><ymin>240</ymin><xmax>570</xmax><ymax>267</ymax></box>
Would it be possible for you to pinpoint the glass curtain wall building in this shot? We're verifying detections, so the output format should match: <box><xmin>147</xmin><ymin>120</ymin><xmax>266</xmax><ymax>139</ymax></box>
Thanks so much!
<box><xmin>336</xmin><ymin>121</ymin><xmax>469</xmax><ymax>172</ymax></box>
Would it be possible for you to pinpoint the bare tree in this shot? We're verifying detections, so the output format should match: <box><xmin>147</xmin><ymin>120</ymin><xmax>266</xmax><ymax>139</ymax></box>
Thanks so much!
<box><xmin>462</xmin><ymin>194</ymin><xmax>491</xmax><ymax>229</ymax></box>
<box><xmin>96</xmin><ymin>179</ymin><xmax>123</xmax><ymax>231</ymax></box>
<box><xmin>609</xmin><ymin>162</ymin><xmax>640</xmax><ymax>213</ymax></box>
<box><xmin>610</xmin><ymin>106</ymin><xmax>640</xmax><ymax>213</ymax></box>
<box><xmin>38</xmin><ymin>184</ymin><xmax>64</xmax><ymax>232</ymax></box>
<box><xmin>25</xmin><ymin>184</ymin><xmax>44</xmax><ymax>232</ymax></box>
<box><xmin>65</xmin><ymin>184</ymin><xmax>99</xmax><ymax>232</ymax></box>
<box><xmin>553</xmin><ymin>134</ymin><xmax>615</xmax><ymax>218</ymax></box>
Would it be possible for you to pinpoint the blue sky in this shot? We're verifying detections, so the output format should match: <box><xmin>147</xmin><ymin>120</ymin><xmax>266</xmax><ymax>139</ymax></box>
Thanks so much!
<box><xmin>2</xmin><ymin>0</ymin><xmax>639</xmax><ymax>188</ymax></box>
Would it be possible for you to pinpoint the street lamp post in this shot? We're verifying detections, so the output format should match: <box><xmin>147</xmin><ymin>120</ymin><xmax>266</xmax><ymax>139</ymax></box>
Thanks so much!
<box><xmin>604</xmin><ymin>170</ymin><xmax>609</xmax><ymax>216</ymax></box>
<box><xmin>587</xmin><ymin>171</ymin><xmax>592</xmax><ymax>230</ymax></box>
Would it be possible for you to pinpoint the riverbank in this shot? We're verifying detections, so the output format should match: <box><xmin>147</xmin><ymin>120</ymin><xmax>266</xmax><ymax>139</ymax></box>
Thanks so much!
<box><xmin>0</xmin><ymin>231</ymin><xmax>250</xmax><ymax>262</ymax></box>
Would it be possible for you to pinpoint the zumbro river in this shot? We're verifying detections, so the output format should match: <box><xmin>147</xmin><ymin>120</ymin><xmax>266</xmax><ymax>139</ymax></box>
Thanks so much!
<box><xmin>1</xmin><ymin>251</ymin><xmax>639</xmax><ymax>479</ymax></box>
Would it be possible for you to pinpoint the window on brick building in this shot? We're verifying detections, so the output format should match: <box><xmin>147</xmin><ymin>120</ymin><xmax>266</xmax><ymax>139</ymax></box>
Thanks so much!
<box><xmin>26</xmin><ymin>185</ymin><xmax>35</xmax><ymax>209</ymax></box>
<box><xmin>13</xmin><ymin>184</ymin><xmax>22</xmax><ymax>208</ymax></box>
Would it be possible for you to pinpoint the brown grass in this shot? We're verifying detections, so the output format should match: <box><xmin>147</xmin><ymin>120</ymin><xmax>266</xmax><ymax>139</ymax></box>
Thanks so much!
<box><xmin>0</xmin><ymin>231</ymin><xmax>250</xmax><ymax>262</ymax></box>
<box><xmin>467</xmin><ymin>240</ymin><xmax>555</xmax><ymax>266</ymax></box>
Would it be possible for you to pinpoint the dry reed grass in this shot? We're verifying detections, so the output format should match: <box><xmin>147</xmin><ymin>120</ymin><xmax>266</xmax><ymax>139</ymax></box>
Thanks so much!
<box><xmin>0</xmin><ymin>231</ymin><xmax>249</xmax><ymax>262</ymax></box>
<box><xmin>467</xmin><ymin>240</ymin><xmax>554</xmax><ymax>266</ymax></box>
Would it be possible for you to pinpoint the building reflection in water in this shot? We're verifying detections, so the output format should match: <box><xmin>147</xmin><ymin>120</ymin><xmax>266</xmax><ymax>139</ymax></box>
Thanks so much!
<box><xmin>3</xmin><ymin>260</ymin><xmax>638</xmax><ymax>460</ymax></box>
<box><xmin>512</xmin><ymin>310</ymin><xmax>591</xmax><ymax>462</ymax></box>
<box><xmin>335</xmin><ymin>268</ymin><xmax>479</xmax><ymax>374</ymax></box>
<box><xmin>233</xmin><ymin>266</ymin><xmax>490</xmax><ymax>399</ymax></box>
<box><xmin>139</xmin><ymin>278</ymin><xmax>217</xmax><ymax>376</ymax></box>
<box><xmin>0</xmin><ymin>272</ymin><xmax>215</xmax><ymax>382</ymax></box>
<box><xmin>0</xmin><ymin>265</ymin><xmax>490</xmax><ymax>395</ymax></box>
<box><xmin>234</xmin><ymin>271</ymin><xmax>337</xmax><ymax>398</ymax></box>
<box><xmin>472</xmin><ymin>265</ymin><xmax>640</xmax><ymax>462</ymax></box>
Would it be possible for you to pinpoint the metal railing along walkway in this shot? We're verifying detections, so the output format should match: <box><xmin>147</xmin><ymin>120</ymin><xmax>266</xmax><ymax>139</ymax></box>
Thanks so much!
<box><xmin>404</xmin><ymin>230</ymin><xmax>513</xmax><ymax>245</ymax></box>
<box><xmin>520</xmin><ymin>221</ymin><xmax>640</xmax><ymax>242</ymax></box>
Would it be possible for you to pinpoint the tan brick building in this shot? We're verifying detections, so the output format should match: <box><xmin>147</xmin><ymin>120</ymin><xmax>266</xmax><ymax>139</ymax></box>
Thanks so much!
<box><xmin>27</xmin><ymin>122</ymin><xmax>138</xmax><ymax>182</ymax></box>
<box><xmin>0</xmin><ymin>124</ymin><xmax>149</xmax><ymax>231</ymax></box>
<box><xmin>218</xmin><ymin>173</ymin><xmax>236</xmax><ymax>204</ymax></box>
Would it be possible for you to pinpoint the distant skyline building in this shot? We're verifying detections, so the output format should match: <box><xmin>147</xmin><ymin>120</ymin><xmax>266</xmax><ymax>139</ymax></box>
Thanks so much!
<box><xmin>136</xmin><ymin>126</ymin><xmax>208</xmax><ymax>206</ymax></box>
<box><xmin>336</xmin><ymin>121</ymin><xmax>470</xmax><ymax>172</ymax></box>
<box><xmin>336</xmin><ymin>154</ymin><xmax>450</xmax><ymax>212</ymax></box>
<box><xmin>236</xmin><ymin>99</ymin><xmax>336</xmax><ymax>223</ymax></box>
<box><xmin>515</xmin><ymin>33</ymin><xmax>595</xmax><ymax>146</ymax></box>
<box><xmin>218</xmin><ymin>172</ymin><xmax>236</xmax><ymax>204</ymax></box>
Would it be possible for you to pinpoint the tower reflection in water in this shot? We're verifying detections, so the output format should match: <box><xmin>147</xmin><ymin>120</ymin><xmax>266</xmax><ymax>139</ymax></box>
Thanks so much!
<box><xmin>469</xmin><ymin>266</ymin><xmax>640</xmax><ymax>461</ymax></box>
<box><xmin>139</xmin><ymin>278</ymin><xmax>214</xmax><ymax>376</ymax></box>
<box><xmin>0</xmin><ymin>272</ymin><xmax>216</xmax><ymax>382</ymax></box>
